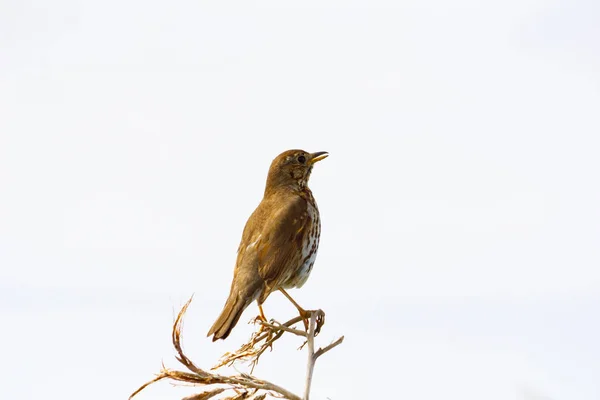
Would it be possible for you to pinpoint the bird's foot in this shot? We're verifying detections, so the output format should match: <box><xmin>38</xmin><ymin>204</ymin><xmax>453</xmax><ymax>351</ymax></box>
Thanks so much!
<box><xmin>298</xmin><ymin>308</ymin><xmax>311</xmax><ymax>331</ymax></box>
<box><xmin>298</xmin><ymin>308</ymin><xmax>325</xmax><ymax>336</ymax></box>
<box><xmin>251</xmin><ymin>314</ymin><xmax>268</xmax><ymax>325</ymax></box>
<box><xmin>250</xmin><ymin>315</ymin><xmax>275</xmax><ymax>348</ymax></box>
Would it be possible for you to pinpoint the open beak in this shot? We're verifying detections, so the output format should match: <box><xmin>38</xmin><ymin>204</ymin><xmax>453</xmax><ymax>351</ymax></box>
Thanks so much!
<box><xmin>308</xmin><ymin>151</ymin><xmax>329</xmax><ymax>165</ymax></box>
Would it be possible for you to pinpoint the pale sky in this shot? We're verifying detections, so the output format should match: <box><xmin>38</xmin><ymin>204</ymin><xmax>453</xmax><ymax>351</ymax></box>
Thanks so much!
<box><xmin>1</xmin><ymin>0</ymin><xmax>599</xmax><ymax>399</ymax></box>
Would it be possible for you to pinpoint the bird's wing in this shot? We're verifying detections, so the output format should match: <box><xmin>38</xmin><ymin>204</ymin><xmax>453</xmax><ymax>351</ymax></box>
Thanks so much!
<box><xmin>255</xmin><ymin>196</ymin><xmax>310</xmax><ymax>287</ymax></box>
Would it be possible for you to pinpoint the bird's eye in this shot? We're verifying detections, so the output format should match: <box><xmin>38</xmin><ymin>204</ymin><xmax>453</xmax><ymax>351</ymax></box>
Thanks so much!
<box><xmin>297</xmin><ymin>155</ymin><xmax>306</xmax><ymax>164</ymax></box>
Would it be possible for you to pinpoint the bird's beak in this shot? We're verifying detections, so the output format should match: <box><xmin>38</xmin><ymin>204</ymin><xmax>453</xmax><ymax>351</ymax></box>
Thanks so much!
<box><xmin>308</xmin><ymin>151</ymin><xmax>329</xmax><ymax>165</ymax></box>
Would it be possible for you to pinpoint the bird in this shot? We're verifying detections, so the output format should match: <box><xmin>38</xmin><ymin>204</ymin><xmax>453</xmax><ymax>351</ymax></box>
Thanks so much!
<box><xmin>207</xmin><ymin>149</ymin><xmax>328</xmax><ymax>341</ymax></box>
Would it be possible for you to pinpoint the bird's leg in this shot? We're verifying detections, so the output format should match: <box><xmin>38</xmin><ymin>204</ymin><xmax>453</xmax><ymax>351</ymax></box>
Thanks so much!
<box><xmin>251</xmin><ymin>304</ymin><xmax>268</xmax><ymax>325</ymax></box>
<box><xmin>258</xmin><ymin>304</ymin><xmax>268</xmax><ymax>323</ymax></box>
<box><xmin>279</xmin><ymin>289</ymin><xmax>325</xmax><ymax>335</ymax></box>
<box><xmin>279</xmin><ymin>288</ymin><xmax>311</xmax><ymax>330</ymax></box>
<box><xmin>280</xmin><ymin>288</ymin><xmax>308</xmax><ymax>316</ymax></box>
<box><xmin>251</xmin><ymin>304</ymin><xmax>274</xmax><ymax>347</ymax></box>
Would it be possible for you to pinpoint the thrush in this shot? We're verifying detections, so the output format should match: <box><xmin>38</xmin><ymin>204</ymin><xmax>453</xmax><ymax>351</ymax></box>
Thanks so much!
<box><xmin>207</xmin><ymin>149</ymin><xmax>328</xmax><ymax>341</ymax></box>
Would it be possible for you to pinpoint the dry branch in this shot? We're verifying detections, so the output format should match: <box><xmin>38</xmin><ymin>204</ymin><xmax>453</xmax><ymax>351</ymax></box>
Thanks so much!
<box><xmin>129</xmin><ymin>296</ymin><xmax>343</xmax><ymax>400</ymax></box>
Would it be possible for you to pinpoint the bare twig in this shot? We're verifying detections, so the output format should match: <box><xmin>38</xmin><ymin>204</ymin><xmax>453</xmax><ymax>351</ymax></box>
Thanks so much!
<box><xmin>303</xmin><ymin>312</ymin><xmax>317</xmax><ymax>400</ymax></box>
<box><xmin>259</xmin><ymin>320</ymin><xmax>308</xmax><ymax>337</ymax></box>
<box><xmin>212</xmin><ymin>315</ymin><xmax>306</xmax><ymax>371</ymax></box>
<box><xmin>302</xmin><ymin>310</ymin><xmax>344</xmax><ymax>400</ymax></box>
<box><xmin>130</xmin><ymin>296</ymin><xmax>343</xmax><ymax>400</ymax></box>
<box><xmin>129</xmin><ymin>297</ymin><xmax>302</xmax><ymax>400</ymax></box>
<box><xmin>182</xmin><ymin>388</ymin><xmax>226</xmax><ymax>400</ymax></box>
<box><xmin>314</xmin><ymin>336</ymin><xmax>345</xmax><ymax>360</ymax></box>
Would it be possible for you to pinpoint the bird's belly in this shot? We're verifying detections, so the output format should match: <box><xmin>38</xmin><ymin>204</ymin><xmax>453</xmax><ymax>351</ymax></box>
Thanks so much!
<box><xmin>291</xmin><ymin>245</ymin><xmax>318</xmax><ymax>288</ymax></box>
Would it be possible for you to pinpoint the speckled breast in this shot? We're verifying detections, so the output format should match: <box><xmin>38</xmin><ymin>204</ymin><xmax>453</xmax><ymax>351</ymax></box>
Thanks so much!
<box><xmin>283</xmin><ymin>197</ymin><xmax>321</xmax><ymax>289</ymax></box>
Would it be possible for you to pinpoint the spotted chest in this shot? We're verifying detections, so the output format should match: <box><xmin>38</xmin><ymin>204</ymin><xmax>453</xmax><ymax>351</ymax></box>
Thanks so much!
<box><xmin>283</xmin><ymin>195</ymin><xmax>321</xmax><ymax>289</ymax></box>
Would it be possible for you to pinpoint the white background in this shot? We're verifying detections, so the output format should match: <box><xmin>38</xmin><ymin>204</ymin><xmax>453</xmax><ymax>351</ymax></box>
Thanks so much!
<box><xmin>1</xmin><ymin>0</ymin><xmax>599</xmax><ymax>399</ymax></box>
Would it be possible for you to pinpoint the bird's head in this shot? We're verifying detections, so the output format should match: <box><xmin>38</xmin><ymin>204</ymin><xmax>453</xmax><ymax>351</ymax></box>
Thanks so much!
<box><xmin>265</xmin><ymin>149</ymin><xmax>328</xmax><ymax>194</ymax></box>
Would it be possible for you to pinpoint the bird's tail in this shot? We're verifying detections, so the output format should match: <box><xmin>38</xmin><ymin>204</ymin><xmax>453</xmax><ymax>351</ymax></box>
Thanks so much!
<box><xmin>207</xmin><ymin>293</ymin><xmax>247</xmax><ymax>341</ymax></box>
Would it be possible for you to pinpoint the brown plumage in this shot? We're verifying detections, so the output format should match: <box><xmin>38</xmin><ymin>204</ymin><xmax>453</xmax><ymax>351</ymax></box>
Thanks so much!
<box><xmin>207</xmin><ymin>149</ymin><xmax>328</xmax><ymax>341</ymax></box>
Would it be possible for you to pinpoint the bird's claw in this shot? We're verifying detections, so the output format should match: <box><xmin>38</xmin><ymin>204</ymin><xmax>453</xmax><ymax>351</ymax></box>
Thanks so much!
<box><xmin>250</xmin><ymin>315</ymin><xmax>276</xmax><ymax>348</ymax></box>
<box><xmin>251</xmin><ymin>314</ymin><xmax>267</xmax><ymax>325</ymax></box>
<box><xmin>299</xmin><ymin>309</ymin><xmax>325</xmax><ymax>336</ymax></box>
<box><xmin>315</xmin><ymin>310</ymin><xmax>325</xmax><ymax>336</ymax></box>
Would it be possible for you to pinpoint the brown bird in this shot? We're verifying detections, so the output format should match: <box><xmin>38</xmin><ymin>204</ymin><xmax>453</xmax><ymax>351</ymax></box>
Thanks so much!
<box><xmin>207</xmin><ymin>149</ymin><xmax>328</xmax><ymax>341</ymax></box>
